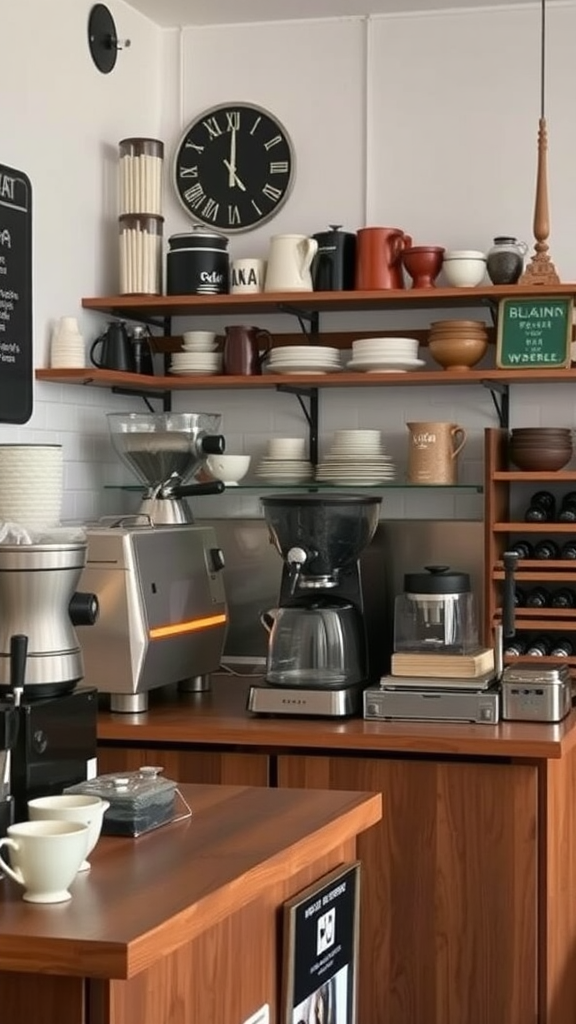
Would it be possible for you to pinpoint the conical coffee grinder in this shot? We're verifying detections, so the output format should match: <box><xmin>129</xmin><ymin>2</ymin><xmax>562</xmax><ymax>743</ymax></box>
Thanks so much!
<box><xmin>107</xmin><ymin>411</ymin><xmax>226</xmax><ymax>525</ymax></box>
<box><xmin>247</xmin><ymin>494</ymin><xmax>382</xmax><ymax>717</ymax></box>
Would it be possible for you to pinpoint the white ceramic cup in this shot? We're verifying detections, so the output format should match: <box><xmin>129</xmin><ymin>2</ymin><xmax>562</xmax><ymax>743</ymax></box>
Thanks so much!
<box><xmin>231</xmin><ymin>259</ymin><xmax>266</xmax><ymax>294</ymax></box>
<box><xmin>0</xmin><ymin>820</ymin><xmax>89</xmax><ymax>903</ymax></box>
<box><xmin>28</xmin><ymin>794</ymin><xmax>110</xmax><ymax>871</ymax></box>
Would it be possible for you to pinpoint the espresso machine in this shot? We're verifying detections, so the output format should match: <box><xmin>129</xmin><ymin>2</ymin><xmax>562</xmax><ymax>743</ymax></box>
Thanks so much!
<box><xmin>0</xmin><ymin>540</ymin><xmax>99</xmax><ymax>825</ymax></box>
<box><xmin>77</xmin><ymin>412</ymin><xmax>228</xmax><ymax>713</ymax></box>
<box><xmin>247</xmin><ymin>494</ymin><xmax>384</xmax><ymax>717</ymax></box>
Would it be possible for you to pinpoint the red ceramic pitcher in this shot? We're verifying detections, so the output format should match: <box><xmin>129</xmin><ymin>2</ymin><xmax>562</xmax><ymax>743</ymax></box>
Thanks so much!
<box><xmin>223</xmin><ymin>325</ymin><xmax>273</xmax><ymax>376</ymax></box>
<box><xmin>355</xmin><ymin>227</ymin><xmax>413</xmax><ymax>290</ymax></box>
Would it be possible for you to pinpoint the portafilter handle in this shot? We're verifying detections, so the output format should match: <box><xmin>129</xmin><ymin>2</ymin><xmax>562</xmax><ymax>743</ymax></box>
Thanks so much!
<box><xmin>169</xmin><ymin>480</ymin><xmax>225</xmax><ymax>498</ymax></box>
<box><xmin>9</xmin><ymin>634</ymin><xmax>28</xmax><ymax>707</ymax></box>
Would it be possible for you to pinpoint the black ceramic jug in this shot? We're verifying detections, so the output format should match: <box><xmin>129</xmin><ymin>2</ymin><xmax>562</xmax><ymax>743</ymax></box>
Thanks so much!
<box><xmin>311</xmin><ymin>225</ymin><xmax>356</xmax><ymax>291</ymax></box>
<box><xmin>90</xmin><ymin>321</ymin><xmax>135</xmax><ymax>372</ymax></box>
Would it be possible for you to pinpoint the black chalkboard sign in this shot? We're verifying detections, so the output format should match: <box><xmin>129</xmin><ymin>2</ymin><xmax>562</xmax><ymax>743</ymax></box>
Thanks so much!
<box><xmin>0</xmin><ymin>162</ymin><xmax>33</xmax><ymax>423</ymax></box>
<box><xmin>496</xmin><ymin>296</ymin><xmax>573</xmax><ymax>369</ymax></box>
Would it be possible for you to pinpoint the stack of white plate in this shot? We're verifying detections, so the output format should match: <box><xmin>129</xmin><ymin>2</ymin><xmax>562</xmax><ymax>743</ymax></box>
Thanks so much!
<box><xmin>256</xmin><ymin>437</ymin><xmax>314</xmax><ymax>484</ymax></box>
<box><xmin>265</xmin><ymin>345</ymin><xmax>342</xmax><ymax>375</ymax></box>
<box><xmin>315</xmin><ymin>429</ymin><xmax>396</xmax><ymax>486</ymax></box>
<box><xmin>347</xmin><ymin>336</ymin><xmax>425</xmax><ymax>373</ymax></box>
<box><xmin>169</xmin><ymin>351</ymin><xmax>223</xmax><ymax>376</ymax></box>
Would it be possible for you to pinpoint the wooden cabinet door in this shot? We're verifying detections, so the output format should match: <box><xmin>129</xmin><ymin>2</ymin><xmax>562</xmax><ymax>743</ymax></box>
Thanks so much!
<box><xmin>97</xmin><ymin>745</ymin><xmax>269</xmax><ymax>786</ymax></box>
<box><xmin>277</xmin><ymin>754</ymin><xmax>538</xmax><ymax>1024</ymax></box>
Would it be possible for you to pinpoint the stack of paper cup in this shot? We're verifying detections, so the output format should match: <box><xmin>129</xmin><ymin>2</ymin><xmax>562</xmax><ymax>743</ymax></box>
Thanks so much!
<box><xmin>0</xmin><ymin>445</ymin><xmax>64</xmax><ymax>529</ymax></box>
<box><xmin>50</xmin><ymin>317</ymin><xmax>85</xmax><ymax>369</ymax></box>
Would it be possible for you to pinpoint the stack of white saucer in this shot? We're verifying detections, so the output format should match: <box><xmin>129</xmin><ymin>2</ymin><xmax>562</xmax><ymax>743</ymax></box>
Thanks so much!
<box><xmin>50</xmin><ymin>317</ymin><xmax>85</xmax><ymax>369</ymax></box>
<box><xmin>256</xmin><ymin>437</ymin><xmax>314</xmax><ymax>484</ymax></box>
<box><xmin>265</xmin><ymin>345</ymin><xmax>342</xmax><ymax>374</ymax></box>
<box><xmin>347</xmin><ymin>336</ymin><xmax>424</xmax><ymax>373</ymax></box>
<box><xmin>170</xmin><ymin>330</ymin><xmax>222</xmax><ymax>376</ymax></box>
<box><xmin>315</xmin><ymin>429</ymin><xmax>396</xmax><ymax>486</ymax></box>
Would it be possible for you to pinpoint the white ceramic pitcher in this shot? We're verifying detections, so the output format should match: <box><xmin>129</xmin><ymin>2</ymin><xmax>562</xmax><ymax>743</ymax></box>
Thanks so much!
<box><xmin>264</xmin><ymin>234</ymin><xmax>318</xmax><ymax>292</ymax></box>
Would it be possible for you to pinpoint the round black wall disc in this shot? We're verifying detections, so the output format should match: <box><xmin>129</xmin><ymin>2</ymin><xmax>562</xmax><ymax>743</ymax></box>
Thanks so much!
<box><xmin>88</xmin><ymin>4</ymin><xmax>118</xmax><ymax>74</ymax></box>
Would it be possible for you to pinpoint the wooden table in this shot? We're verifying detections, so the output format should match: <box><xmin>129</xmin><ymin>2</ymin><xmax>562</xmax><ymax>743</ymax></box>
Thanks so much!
<box><xmin>0</xmin><ymin>782</ymin><xmax>381</xmax><ymax>1024</ymax></box>
<box><xmin>96</xmin><ymin>676</ymin><xmax>576</xmax><ymax>1024</ymax></box>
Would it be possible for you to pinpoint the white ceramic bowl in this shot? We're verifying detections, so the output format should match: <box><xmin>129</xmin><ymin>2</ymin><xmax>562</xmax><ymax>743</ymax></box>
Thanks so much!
<box><xmin>442</xmin><ymin>257</ymin><xmax>487</xmax><ymax>288</ymax></box>
<box><xmin>28</xmin><ymin>794</ymin><xmax>110</xmax><ymax>872</ymax></box>
<box><xmin>206</xmin><ymin>454</ymin><xmax>251</xmax><ymax>485</ymax></box>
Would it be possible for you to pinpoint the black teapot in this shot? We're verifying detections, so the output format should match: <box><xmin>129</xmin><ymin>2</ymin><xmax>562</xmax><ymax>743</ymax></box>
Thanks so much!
<box><xmin>90</xmin><ymin>320</ymin><xmax>135</xmax><ymax>372</ymax></box>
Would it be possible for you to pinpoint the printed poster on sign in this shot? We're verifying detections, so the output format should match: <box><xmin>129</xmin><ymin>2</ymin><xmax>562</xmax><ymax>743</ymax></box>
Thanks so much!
<box><xmin>281</xmin><ymin>861</ymin><xmax>360</xmax><ymax>1024</ymax></box>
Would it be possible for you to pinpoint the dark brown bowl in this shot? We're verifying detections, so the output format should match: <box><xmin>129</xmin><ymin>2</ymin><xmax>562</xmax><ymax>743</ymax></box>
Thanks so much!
<box><xmin>509</xmin><ymin>447</ymin><xmax>572</xmax><ymax>471</ymax></box>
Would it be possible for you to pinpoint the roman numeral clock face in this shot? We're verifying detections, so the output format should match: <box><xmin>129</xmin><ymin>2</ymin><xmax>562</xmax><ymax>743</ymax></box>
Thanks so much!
<box><xmin>173</xmin><ymin>103</ymin><xmax>295</xmax><ymax>233</ymax></box>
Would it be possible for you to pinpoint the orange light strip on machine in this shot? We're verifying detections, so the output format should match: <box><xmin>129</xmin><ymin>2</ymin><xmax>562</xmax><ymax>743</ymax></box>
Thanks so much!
<box><xmin>149</xmin><ymin>613</ymin><xmax>228</xmax><ymax>640</ymax></box>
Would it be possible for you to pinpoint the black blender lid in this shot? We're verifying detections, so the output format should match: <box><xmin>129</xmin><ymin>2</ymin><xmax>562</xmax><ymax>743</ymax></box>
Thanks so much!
<box><xmin>404</xmin><ymin>565</ymin><xmax>471</xmax><ymax>594</ymax></box>
<box><xmin>261</xmin><ymin>494</ymin><xmax>381</xmax><ymax>507</ymax></box>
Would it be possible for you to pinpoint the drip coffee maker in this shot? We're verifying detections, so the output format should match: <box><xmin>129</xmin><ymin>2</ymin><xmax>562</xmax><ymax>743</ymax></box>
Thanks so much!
<box><xmin>247</xmin><ymin>494</ymin><xmax>382</xmax><ymax>717</ymax></box>
<box><xmin>107</xmin><ymin>411</ymin><xmax>226</xmax><ymax>525</ymax></box>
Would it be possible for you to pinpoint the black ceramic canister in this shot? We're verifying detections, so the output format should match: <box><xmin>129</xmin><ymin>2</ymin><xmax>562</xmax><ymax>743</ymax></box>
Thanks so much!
<box><xmin>311</xmin><ymin>225</ymin><xmax>356</xmax><ymax>291</ymax></box>
<box><xmin>166</xmin><ymin>227</ymin><xmax>230</xmax><ymax>295</ymax></box>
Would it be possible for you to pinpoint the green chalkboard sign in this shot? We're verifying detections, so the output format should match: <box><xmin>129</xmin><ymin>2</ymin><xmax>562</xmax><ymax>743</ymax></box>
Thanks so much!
<box><xmin>496</xmin><ymin>296</ymin><xmax>573</xmax><ymax>369</ymax></box>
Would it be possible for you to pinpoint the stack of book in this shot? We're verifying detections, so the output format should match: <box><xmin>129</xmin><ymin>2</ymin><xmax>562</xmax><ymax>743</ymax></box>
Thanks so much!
<box><xmin>391</xmin><ymin>647</ymin><xmax>495</xmax><ymax>680</ymax></box>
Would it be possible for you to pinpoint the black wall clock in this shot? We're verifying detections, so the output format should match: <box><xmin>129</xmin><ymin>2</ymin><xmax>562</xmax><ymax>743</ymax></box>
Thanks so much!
<box><xmin>173</xmin><ymin>102</ymin><xmax>295</xmax><ymax>233</ymax></box>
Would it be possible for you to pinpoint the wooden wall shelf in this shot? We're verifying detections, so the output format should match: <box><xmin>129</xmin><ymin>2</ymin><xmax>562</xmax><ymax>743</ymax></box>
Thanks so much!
<box><xmin>80</xmin><ymin>284</ymin><xmax>576</xmax><ymax>319</ymax></box>
<box><xmin>35</xmin><ymin>366</ymin><xmax>576</xmax><ymax>392</ymax></box>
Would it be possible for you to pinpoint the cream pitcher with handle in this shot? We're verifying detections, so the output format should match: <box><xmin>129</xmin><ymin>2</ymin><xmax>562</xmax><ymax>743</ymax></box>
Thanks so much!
<box><xmin>264</xmin><ymin>234</ymin><xmax>318</xmax><ymax>292</ymax></box>
<box><xmin>407</xmin><ymin>421</ymin><xmax>467</xmax><ymax>484</ymax></box>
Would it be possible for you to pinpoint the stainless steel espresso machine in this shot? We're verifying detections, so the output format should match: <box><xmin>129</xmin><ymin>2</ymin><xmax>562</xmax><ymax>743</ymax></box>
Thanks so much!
<box><xmin>77</xmin><ymin>412</ymin><xmax>228</xmax><ymax>713</ymax></box>
<box><xmin>0</xmin><ymin>540</ymin><xmax>99</xmax><ymax>828</ymax></box>
<box><xmin>247</xmin><ymin>494</ymin><xmax>385</xmax><ymax>717</ymax></box>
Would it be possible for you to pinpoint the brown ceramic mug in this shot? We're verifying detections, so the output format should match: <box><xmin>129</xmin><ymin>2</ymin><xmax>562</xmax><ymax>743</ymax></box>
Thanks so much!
<box><xmin>222</xmin><ymin>325</ymin><xmax>273</xmax><ymax>376</ymax></box>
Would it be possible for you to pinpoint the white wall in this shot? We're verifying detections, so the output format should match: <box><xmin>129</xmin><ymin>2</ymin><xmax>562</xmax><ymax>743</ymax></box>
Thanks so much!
<box><xmin>0</xmin><ymin>0</ymin><xmax>165</xmax><ymax>520</ymax></box>
<box><xmin>2</xmin><ymin>3</ymin><xmax>575</xmax><ymax>524</ymax></box>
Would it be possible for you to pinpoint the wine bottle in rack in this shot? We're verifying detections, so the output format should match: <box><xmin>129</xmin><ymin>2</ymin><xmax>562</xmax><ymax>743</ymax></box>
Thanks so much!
<box><xmin>550</xmin><ymin>637</ymin><xmax>574</xmax><ymax>657</ymax></box>
<box><xmin>560</xmin><ymin>540</ymin><xmax>576</xmax><ymax>560</ymax></box>
<box><xmin>550</xmin><ymin>588</ymin><xmax>576</xmax><ymax>609</ymax></box>
<box><xmin>533</xmin><ymin>539</ymin><xmax>561</xmax><ymax>560</ymax></box>
<box><xmin>507</xmin><ymin>540</ymin><xmax>534</xmax><ymax>559</ymax></box>
<box><xmin>524</xmin><ymin>491</ymin><xmax>556</xmax><ymax>522</ymax></box>
<box><xmin>557</xmin><ymin>492</ymin><xmax>576</xmax><ymax>522</ymax></box>
<box><xmin>525</xmin><ymin>586</ymin><xmax>551</xmax><ymax>608</ymax></box>
<box><xmin>526</xmin><ymin>636</ymin><xmax>552</xmax><ymax>656</ymax></box>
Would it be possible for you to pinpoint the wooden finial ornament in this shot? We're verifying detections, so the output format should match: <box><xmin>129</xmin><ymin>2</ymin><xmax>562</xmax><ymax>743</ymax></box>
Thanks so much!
<box><xmin>520</xmin><ymin>0</ymin><xmax>560</xmax><ymax>285</ymax></box>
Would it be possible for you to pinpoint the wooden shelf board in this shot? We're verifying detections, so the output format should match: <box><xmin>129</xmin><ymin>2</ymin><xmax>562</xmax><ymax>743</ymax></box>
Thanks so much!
<box><xmin>493</xmin><ymin>522</ymin><xmax>576</xmax><ymax>532</ymax></box>
<box><xmin>35</xmin><ymin>366</ymin><xmax>576</xmax><ymax>391</ymax></box>
<box><xmin>495</xmin><ymin>606</ymin><xmax>576</xmax><ymax>618</ymax></box>
<box><xmin>493</xmin><ymin>471</ymin><xmax>576</xmax><ymax>481</ymax></box>
<box><xmin>80</xmin><ymin>284</ymin><xmax>576</xmax><ymax>319</ymax></box>
<box><xmin>495</xmin><ymin>560</ymin><xmax>576</xmax><ymax>570</ymax></box>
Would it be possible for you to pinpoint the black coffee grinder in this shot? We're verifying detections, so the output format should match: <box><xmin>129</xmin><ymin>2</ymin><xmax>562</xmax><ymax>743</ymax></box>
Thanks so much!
<box><xmin>247</xmin><ymin>494</ymin><xmax>386</xmax><ymax>717</ymax></box>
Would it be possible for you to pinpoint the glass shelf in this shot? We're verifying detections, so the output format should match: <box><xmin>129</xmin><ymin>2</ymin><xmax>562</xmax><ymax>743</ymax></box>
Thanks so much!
<box><xmin>105</xmin><ymin>483</ymin><xmax>483</xmax><ymax>493</ymax></box>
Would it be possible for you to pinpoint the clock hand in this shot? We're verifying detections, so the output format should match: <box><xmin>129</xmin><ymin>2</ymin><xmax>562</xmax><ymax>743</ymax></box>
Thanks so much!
<box><xmin>228</xmin><ymin>128</ymin><xmax>237</xmax><ymax>187</ymax></box>
<box><xmin>223</xmin><ymin>159</ymin><xmax>247</xmax><ymax>192</ymax></box>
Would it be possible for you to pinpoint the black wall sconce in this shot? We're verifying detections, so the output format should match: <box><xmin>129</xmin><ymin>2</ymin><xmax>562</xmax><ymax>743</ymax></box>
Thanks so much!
<box><xmin>88</xmin><ymin>3</ymin><xmax>131</xmax><ymax>74</ymax></box>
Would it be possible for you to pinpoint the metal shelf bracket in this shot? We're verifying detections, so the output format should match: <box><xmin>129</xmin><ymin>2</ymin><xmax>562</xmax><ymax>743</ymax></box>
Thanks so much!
<box><xmin>481</xmin><ymin>379</ymin><xmax>509</xmax><ymax>428</ymax></box>
<box><xmin>112</xmin><ymin>385</ymin><xmax>171</xmax><ymax>413</ymax></box>
<box><xmin>276</xmin><ymin>384</ymin><xmax>319</xmax><ymax>464</ymax></box>
<box><xmin>276</xmin><ymin>305</ymin><xmax>320</xmax><ymax>337</ymax></box>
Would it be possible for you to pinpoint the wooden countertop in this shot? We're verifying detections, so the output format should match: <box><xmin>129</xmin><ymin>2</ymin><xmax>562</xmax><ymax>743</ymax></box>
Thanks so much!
<box><xmin>97</xmin><ymin>676</ymin><xmax>576</xmax><ymax>760</ymax></box>
<box><xmin>0</xmin><ymin>782</ymin><xmax>380</xmax><ymax>979</ymax></box>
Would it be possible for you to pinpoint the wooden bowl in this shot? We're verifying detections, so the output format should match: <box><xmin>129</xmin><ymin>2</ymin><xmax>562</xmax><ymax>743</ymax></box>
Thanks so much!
<box><xmin>428</xmin><ymin>334</ymin><xmax>488</xmax><ymax>371</ymax></box>
<box><xmin>509</xmin><ymin>446</ymin><xmax>572</xmax><ymax>471</ymax></box>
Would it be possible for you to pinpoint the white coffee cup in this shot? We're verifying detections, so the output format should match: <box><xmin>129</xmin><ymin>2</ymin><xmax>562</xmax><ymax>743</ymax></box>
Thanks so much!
<box><xmin>231</xmin><ymin>258</ymin><xmax>266</xmax><ymax>294</ymax></box>
<box><xmin>182</xmin><ymin>330</ymin><xmax>218</xmax><ymax>351</ymax></box>
<box><xmin>0</xmin><ymin>820</ymin><xmax>89</xmax><ymax>903</ymax></box>
<box><xmin>28</xmin><ymin>794</ymin><xmax>110</xmax><ymax>872</ymax></box>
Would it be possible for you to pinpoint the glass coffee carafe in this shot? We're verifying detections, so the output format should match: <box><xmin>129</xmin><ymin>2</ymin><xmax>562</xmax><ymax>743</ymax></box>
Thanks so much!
<box><xmin>261</xmin><ymin>600</ymin><xmax>365</xmax><ymax>689</ymax></box>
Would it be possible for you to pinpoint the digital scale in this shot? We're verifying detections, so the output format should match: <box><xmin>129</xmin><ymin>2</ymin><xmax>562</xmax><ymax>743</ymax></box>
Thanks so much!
<box><xmin>363</xmin><ymin>672</ymin><xmax>500</xmax><ymax>724</ymax></box>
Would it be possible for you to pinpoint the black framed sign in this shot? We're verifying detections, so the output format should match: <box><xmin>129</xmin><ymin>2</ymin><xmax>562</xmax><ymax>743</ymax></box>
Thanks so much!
<box><xmin>281</xmin><ymin>861</ymin><xmax>361</xmax><ymax>1024</ymax></box>
<box><xmin>496</xmin><ymin>296</ymin><xmax>573</xmax><ymax>369</ymax></box>
<box><xmin>0</xmin><ymin>162</ymin><xmax>33</xmax><ymax>423</ymax></box>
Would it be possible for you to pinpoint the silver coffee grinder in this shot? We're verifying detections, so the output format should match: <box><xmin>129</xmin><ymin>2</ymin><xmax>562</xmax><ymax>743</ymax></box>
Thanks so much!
<box><xmin>0</xmin><ymin>541</ymin><xmax>99</xmax><ymax>822</ymax></box>
<box><xmin>247</xmin><ymin>494</ymin><xmax>383</xmax><ymax>717</ymax></box>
